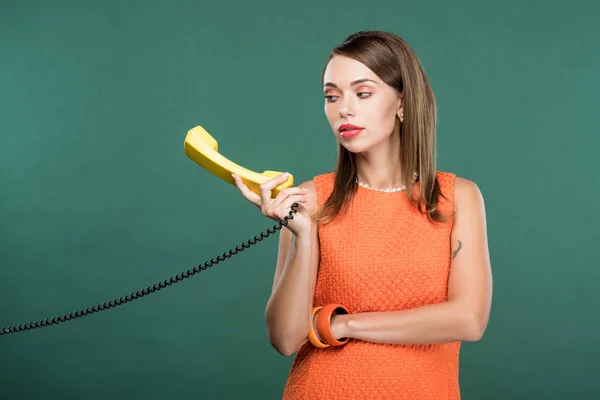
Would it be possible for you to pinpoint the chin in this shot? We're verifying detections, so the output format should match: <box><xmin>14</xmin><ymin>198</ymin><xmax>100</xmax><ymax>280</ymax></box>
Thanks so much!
<box><xmin>339</xmin><ymin>138</ymin><xmax>372</xmax><ymax>154</ymax></box>
<box><xmin>341</xmin><ymin>144</ymin><xmax>369</xmax><ymax>154</ymax></box>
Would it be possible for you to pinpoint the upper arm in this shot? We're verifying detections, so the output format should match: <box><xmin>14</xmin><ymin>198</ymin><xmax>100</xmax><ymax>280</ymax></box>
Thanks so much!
<box><xmin>447</xmin><ymin>177</ymin><xmax>493</xmax><ymax>332</ymax></box>
<box><xmin>271</xmin><ymin>180</ymin><xmax>320</xmax><ymax>297</ymax></box>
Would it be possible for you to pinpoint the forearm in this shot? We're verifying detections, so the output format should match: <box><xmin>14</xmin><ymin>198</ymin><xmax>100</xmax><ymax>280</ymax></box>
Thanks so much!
<box><xmin>265</xmin><ymin>230</ymin><xmax>314</xmax><ymax>354</ymax></box>
<box><xmin>335</xmin><ymin>301</ymin><xmax>484</xmax><ymax>345</ymax></box>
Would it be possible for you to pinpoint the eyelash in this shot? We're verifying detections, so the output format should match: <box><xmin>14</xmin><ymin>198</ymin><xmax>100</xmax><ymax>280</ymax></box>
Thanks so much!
<box><xmin>325</xmin><ymin>92</ymin><xmax>372</xmax><ymax>103</ymax></box>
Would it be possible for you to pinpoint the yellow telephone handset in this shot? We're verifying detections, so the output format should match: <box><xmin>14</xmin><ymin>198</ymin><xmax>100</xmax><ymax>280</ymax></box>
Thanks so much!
<box><xmin>184</xmin><ymin>126</ymin><xmax>294</xmax><ymax>198</ymax></box>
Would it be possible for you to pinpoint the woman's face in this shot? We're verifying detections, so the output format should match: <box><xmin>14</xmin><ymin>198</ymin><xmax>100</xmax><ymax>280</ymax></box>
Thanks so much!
<box><xmin>322</xmin><ymin>55</ymin><xmax>403</xmax><ymax>153</ymax></box>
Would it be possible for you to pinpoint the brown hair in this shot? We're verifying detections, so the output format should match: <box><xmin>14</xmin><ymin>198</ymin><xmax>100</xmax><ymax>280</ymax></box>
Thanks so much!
<box><xmin>312</xmin><ymin>30</ymin><xmax>454</xmax><ymax>225</ymax></box>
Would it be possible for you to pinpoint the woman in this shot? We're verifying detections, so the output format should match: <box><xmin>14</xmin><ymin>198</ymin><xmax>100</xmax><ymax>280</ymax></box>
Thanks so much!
<box><xmin>232</xmin><ymin>30</ymin><xmax>492</xmax><ymax>400</ymax></box>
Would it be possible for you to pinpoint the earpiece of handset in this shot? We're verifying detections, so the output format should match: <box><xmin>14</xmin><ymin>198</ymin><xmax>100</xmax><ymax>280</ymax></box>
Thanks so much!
<box><xmin>184</xmin><ymin>126</ymin><xmax>294</xmax><ymax>198</ymax></box>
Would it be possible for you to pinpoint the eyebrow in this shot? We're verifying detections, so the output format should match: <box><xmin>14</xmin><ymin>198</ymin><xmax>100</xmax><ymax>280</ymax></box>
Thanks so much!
<box><xmin>323</xmin><ymin>78</ymin><xmax>379</xmax><ymax>89</ymax></box>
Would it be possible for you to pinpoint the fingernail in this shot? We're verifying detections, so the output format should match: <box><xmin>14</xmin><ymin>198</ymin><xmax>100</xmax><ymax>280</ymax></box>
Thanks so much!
<box><xmin>282</xmin><ymin>172</ymin><xmax>289</xmax><ymax>177</ymax></box>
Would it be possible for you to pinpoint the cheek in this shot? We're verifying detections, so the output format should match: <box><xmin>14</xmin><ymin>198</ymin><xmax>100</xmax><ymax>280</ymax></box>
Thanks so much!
<box><xmin>368</xmin><ymin>99</ymin><xmax>398</xmax><ymax>131</ymax></box>
<box><xmin>324</xmin><ymin>105</ymin><xmax>338</xmax><ymax>125</ymax></box>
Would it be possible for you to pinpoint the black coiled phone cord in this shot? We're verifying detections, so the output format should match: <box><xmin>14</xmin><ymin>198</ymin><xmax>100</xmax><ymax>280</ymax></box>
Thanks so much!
<box><xmin>0</xmin><ymin>203</ymin><xmax>299</xmax><ymax>336</ymax></box>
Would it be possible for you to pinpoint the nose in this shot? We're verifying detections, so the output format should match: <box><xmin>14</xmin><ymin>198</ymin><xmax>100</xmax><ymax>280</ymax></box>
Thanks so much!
<box><xmin>338</xmin><ymin>96</ymin><xmax>354</xmax><ymax>119</ymax></box>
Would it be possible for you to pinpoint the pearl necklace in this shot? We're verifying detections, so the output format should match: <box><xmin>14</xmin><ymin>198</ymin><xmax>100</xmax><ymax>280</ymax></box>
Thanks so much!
<box><xmin>357</xmin><ymin>180</ymin><xmax>406</xmax><ymax>192</ymax></box>
<box><xmin>356</xmin><ymin>172</ymin><xmax>418</xmax><ymax>193</ymax></box>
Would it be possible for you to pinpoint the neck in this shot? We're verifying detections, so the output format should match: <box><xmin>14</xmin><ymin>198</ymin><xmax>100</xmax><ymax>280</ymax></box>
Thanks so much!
<box><xmin>354</xmin><ymin>131</ymin><xmax>403</xmax><ymax>189</ymax></box>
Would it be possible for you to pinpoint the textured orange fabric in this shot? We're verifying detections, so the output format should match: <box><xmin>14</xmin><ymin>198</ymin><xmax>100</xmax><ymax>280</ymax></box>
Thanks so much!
<box><xmin>282</xmin><ymin>171</ymin><xmax>460</xmax><ymax>400</ymax></box>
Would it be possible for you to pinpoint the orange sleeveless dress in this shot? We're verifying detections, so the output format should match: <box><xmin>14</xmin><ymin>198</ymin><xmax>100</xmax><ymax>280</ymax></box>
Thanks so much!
<box><xmin>282</xmin><ymin>171</ymin><xmax>460</xmax><ymax>400</ymax></box>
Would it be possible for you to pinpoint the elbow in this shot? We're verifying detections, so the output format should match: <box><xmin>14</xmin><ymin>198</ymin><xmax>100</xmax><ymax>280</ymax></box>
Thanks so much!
<box><xmin>265</xmin><ymin>316</ymin><xmax>307</xmax><ymax>356</ymax></box>
<box><xmin>274</xmin><ymin>344</ymin><xmax>299</xmax><ymax>357</ymax></box>
<box><xmin>267</xmin><ymin>332</ymin><xmax>303</xmax><ymax>356</ymax></box>
<box><xmin>264</xmin><ymin>303</ymin><xmax>309</xmax><ymax>356</ymax></box>
<box><xmin>462</xmin><ymin>311</ymin><xmax>488</xmax><ymax>342</ymax></box>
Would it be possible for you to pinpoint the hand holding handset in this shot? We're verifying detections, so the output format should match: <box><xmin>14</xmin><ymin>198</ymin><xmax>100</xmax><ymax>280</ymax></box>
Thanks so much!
<box><xmin>184</xmin><ymin>126</ymin><xmax>294</xmax><ymax>198</ymax></box>
<box><xmin>184</xmin><ymin>125</ymin><xmax>310</xmax><ymax>234</ymax></box>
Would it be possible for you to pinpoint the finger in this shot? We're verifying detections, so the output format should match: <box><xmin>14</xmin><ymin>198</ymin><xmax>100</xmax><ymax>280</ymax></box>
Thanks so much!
<box><xmin>273</xmin><ymin>194</ymin><xmax>308</xmax><ymax>221</ymax></box>
<box><xmin>261</xmin><ymin>172</ymin><xmax>291</xmax><ymax>191</ymax></box>
<box><xmin>270</xmin><ymin>187</ymin><xmax>309</xmax><ymax>210</ymax></box>
<box><xmin>232</xmin><ymin>173</ymin><xmax>261</xmax><ymax>207</ymax></box>
<box><xmin>260</xmin><ymin>172</ymin><xmax>290</xmax><ymax>207</ymax></box>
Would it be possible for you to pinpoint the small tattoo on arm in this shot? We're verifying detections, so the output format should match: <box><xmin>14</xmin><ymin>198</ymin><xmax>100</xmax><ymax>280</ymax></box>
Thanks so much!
<box><xmin>452</xmin><ymin>240</ymin><xmax>462</xmax><ymax>259</ymax></box>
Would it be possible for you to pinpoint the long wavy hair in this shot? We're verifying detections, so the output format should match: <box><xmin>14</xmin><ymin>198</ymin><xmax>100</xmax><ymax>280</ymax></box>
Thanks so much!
<box><xmin>312</xmin><ymin>30</ymin><xmax>454</xmax><ymax>225</ymax></box>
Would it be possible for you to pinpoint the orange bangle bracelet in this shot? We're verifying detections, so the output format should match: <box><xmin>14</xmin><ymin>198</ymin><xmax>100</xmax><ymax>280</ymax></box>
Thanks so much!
<box><xmin>307</xmin><ymin>306</ymin><xmax>329</xmax><ymax>348</ymax></box>
<box><xmin>316</xmin><ymin>303</ymin><xmax>349</xmax><ymax>346</ymax></box>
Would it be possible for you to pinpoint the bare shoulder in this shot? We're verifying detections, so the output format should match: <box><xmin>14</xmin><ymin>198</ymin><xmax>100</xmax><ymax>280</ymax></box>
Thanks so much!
<box><xmin>297</xmin><ymin>179</ymin><xmax>318</xmax><ymax>214</ymax></box>
<box><xmin>298</xmin><ymin>179</ymin><xmax>315</xmax><ymax>190</ymax></box>
<box><xmin>454</xmin><ymin>176</ymin><xmax>484</xmax><ymax>207</ymax></box>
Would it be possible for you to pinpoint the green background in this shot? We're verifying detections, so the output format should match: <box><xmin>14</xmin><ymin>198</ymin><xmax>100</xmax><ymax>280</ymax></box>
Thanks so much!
<box><xmin>1</xmin><ymin>0</ymin><xmax>598</xmax><ymax>398</ymax></box>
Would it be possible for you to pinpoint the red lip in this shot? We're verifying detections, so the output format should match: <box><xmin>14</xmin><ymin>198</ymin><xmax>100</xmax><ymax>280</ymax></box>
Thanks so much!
<box><xmin>338</xmin><ymin>124</ymin><xmax>364</xmax><ymax>132</ymax></box>
<box><xmin>338</xmin><ymin>123</ymin><xmax>364</xmax><ymax>138</ymax></box>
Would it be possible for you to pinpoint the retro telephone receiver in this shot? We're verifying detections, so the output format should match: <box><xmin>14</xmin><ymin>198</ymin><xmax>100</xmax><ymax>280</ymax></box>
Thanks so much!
<box><xmin>184</xmin><ymin>126</ymin><xmax>294</xmax><ymax>197</ymax></box>
<box><xmin>1</xmin><ymin>126</ymin><xmax>298</xmax><ymax>336</ymax></box>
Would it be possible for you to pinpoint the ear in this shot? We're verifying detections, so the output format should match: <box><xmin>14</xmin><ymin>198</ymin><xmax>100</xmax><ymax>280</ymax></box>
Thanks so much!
<box><xmin>397</xmin><ymin>92</ymin><xmax>404</xmax><ymax>120</ymax></box>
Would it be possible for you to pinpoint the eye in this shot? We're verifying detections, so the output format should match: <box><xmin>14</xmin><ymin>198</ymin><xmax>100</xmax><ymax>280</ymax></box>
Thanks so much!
<box><xmin>324</xmin><ymin>95</ymin><xmax>338</xmax><ymax>103</ymax></box>
<box><xmin>357</xmin><ymin>92</ymin><xmax>372</xmax><ymax>99</ymax></box>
